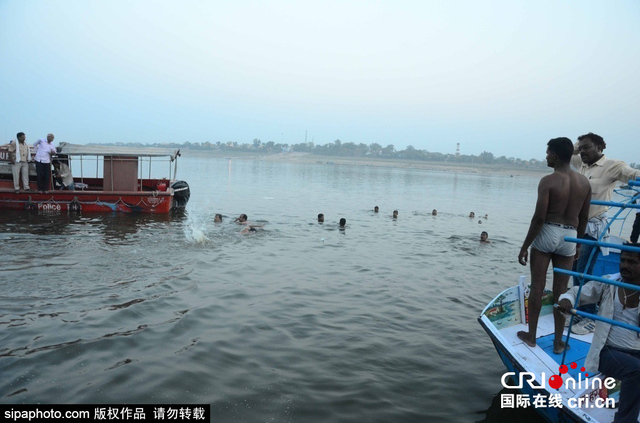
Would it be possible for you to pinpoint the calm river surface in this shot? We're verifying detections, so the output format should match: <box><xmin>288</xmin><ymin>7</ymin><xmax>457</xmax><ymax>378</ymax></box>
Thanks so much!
<box><xmin>1</xmin><ymin>157</ymin><xmax>564</xmax><ymax>422</ymax></box>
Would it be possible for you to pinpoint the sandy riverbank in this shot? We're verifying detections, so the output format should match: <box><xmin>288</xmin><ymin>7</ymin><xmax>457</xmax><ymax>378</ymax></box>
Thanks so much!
<box><xmin>186</xmin><ymin>150</ymin><xmax>549</xmax><ymax>177</ymax></box>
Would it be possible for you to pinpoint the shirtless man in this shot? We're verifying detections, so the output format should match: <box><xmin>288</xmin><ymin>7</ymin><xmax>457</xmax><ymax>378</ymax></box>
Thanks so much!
<box><xmin>517</xmin><ymin>137</ymin><xmax>592</xmax><ymax>354</ymax></box>
<box><xmin>235</xmin><ymin>214</ymin><xmax>264</xmax><ymax>233</ymax></box>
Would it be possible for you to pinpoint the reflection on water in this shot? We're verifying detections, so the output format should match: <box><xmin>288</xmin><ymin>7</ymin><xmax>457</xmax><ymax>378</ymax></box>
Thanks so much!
<box><xmin>1</xmin><ymin>159</ymin><xmax>554</xmax><ymax>421</ymax></box>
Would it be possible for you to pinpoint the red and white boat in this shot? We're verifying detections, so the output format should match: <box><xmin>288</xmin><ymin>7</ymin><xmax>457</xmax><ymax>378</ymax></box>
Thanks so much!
<box><xmin>0</xmin><ymin>142</ymin><xmax>190</xmax><ymax>213</ymax></box>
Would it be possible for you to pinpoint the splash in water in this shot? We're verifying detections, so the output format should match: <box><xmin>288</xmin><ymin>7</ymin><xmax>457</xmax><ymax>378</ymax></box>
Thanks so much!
<box><xmin>183</xmin><ymin>210</ymin><xmax>209</xmax><ymax>244</ymax></box>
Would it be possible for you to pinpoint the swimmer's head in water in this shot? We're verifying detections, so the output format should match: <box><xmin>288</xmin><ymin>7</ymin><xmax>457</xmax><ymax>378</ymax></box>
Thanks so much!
<box><xmin>374</xmin><ymin>206</ymin><xmax>379</xmax><ymax>213</ymax></box>
<box><xmin>339</xmin><ymin>218</ymin><xmax>346</xmax><ymax>227</ymax></box>
<box><xmin>432</xmin><ymin>209</ymin><xmax>437</xmax><ymax>216</ymax></box>
<box><xmin>214</xmin><ymin>214</ymin><xmax>223</xmax><ymax>223</ymax></box>
<box><xmin>318</xmin><ymin>213</ymin><xmax>324</xmax><ymax>223</ymax></box>
<box><xmin>393</xmin><ymin>210</ymin><xmax>398</xmax><ymax>218</ymax></box>
<box><xmin>481</xmin><ymin>231</ymin><xmax>488</xmax><ymax>242</ymax></box>
<box><xmin>469</xmin><ymin>212</ymin><xmax>475</xmax><ymax>218</ymax></box>
<box><xmin>237</xmin><ymin>214</ymin><xmax>248</xmax><ymax>223</ymax></box>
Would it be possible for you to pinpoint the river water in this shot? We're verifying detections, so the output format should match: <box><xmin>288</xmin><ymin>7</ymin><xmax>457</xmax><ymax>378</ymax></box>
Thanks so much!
<box><xmin>1</xmin><ymin>157</ymin><xmax>571</xmax><ymax>421</ymax></box>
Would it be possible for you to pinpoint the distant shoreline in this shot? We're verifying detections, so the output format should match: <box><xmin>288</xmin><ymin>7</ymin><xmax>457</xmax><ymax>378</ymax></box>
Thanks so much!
<box><xmin>186</xmin><ymin>150</ymin><xmax>549</xmax><ymax>177</ymax></box>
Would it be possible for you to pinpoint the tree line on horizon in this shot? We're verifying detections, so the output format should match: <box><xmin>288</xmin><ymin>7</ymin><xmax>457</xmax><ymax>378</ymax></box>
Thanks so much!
<box><xmin>92</xmin><ymin>139</ymin><xmax>640</xmax><ymax>169</ymax></box>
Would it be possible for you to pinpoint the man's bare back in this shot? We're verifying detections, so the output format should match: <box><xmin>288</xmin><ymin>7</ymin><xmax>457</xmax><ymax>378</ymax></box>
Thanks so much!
<box><xmin>517</xmin><ymin>138</ymin><xmax>592</xmax><ymax>354</ymax></box>
<box><xmin>542</xmin><ymin>170</ymin><xmax>591</xmax><ymax>229</ymax></box>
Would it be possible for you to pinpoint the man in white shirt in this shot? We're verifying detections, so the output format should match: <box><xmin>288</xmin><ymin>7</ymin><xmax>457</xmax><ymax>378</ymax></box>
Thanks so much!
<box><xmin>571</xmin><ymin>133</ymin><xmax>640</xmax><ymax>335</ymax></box>
<box><xmin>33</xmin><ymin>133</ymin><xmax>57</xmax><ymax>192</ymax></box>
<box><xmin>7</xmin><ymin>132</ymin><xmax>32</xmax><ymax>192</ymax></box>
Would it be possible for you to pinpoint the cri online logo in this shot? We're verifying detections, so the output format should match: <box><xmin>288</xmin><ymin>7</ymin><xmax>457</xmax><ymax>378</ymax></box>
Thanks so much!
<box><xmin>502</xmin><ymin>363</ymin><xmax>614</xmax><ymax>391</ymax></box>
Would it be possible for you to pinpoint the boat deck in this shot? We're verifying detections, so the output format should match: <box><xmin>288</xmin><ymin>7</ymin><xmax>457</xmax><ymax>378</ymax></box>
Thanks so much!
<box><xmin>481</xmin><ymin>292</ymin><xmax>620</xmax><ymax>423</ymax></box>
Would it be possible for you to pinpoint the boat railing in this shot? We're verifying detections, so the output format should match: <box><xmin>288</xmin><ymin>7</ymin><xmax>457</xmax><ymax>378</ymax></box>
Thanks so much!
<box><xmin>551</xmin><ymin>178</ymin><xmax>640</xmax><ymax>365</ymax></box>
<box><xmin>554</xmin><ymin>266</ymin><xmax>640</xmax><ymax>334</ymax></box>
<box><xmin>70</xmin><ymin>154</ymin><xmax>177</xmax><ymax>192</ymax></box>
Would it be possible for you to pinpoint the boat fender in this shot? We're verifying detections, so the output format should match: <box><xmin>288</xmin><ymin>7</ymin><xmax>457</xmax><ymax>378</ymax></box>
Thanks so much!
<box><xmin>26</xmin><ymin>197</ymin><xmax>37</xmax><ymax>211</ymax></box>
<box><xmin>69</xmin><ymin>198</ymin><xmax>81</xmax><ymax>212</ymax></box>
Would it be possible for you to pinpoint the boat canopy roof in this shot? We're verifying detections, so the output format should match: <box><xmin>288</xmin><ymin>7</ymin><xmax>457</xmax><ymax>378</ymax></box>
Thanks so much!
<box><xmin>56</xmin><ymin>143</ymin><xmax>180</xmax><ymax>160</ymax></box>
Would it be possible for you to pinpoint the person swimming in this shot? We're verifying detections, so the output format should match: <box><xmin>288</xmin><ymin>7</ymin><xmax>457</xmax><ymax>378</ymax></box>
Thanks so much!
<box><xmin>432</xmin><ymin>209</ymin><xmax>437</xmax><ymax>216</ymax></box>
<box><xmin>241</xmin><ymin>225</ymin><xmax>260</xmax><ymax>234</ymax></box>
<box><xmin>480</xmin><ymin>231</ymin><xmax>490</xmax><ymax>243</ymax></box>
<box><xmin>393</xmin><ymin>210</ymin><xmax>398</xmax><ymax>219</ymax></box>
<box><xmin>469</xmin><ymin>212</ymin><xmax>475</xmax><ymax>218</ymax></box>
<box><xmin>318</xmin><ymin>213</ymin><xmax>324</xmax><ymax>223</ymax></box>
<box><xmin>374</xmin><ymin>206</ymin><xmax>379</xmax><ymax>213</ymax></box>
<box><xmin>339</xmin><ymin>218</ymin><xmax>346</xmax><ymax>228</ymax></box>
<box><xmin>214</xmin><ymin>214</ymin><xmax>223</xmax><ymax>223</ymax></box>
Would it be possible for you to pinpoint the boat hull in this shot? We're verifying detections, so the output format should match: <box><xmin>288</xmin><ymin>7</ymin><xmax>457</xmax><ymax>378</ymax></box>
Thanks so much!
<box><xmin>0</xmin><ymin>190</ymin><xmax>174</xmax><ymax>213</ymax></box>
<box><xmin>479</xmin><ymin>314</ymin><xmax>583</xmax><ymax>423</ymax></box>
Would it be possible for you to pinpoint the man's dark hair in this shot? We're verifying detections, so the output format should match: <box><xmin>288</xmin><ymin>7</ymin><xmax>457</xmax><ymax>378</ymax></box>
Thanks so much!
<box><xmin>622</xmin><ymin>242</ymin><xmax>640</xmax><ymax>258</ymax></box>
<box><xmin>578</xmin><ymin>132</ymin><xmax>606</xmax><ymax>151</ymax></box>
<box><xmin>16</xmin><ymin>132</ymin><xmax>25</xmax><ymax>138</ymax></box>
<box><xmin>318</xmin><ymin>213</ymin><xmax>324</xmax><ymax>219</ymax></box>
<box><xmin>339</xmin><ymin>218</ymin><xmax>346</xmax><ymax>226</ymax></box>
<box><xmin>481</xmin><ymin>231</ymin><xmax>488</xmax><ymax>236</ymax></box>
<box><xmin>547</xmin><ymin>137</ymin><xmax>574</xmax><ymax>163</ymax></box>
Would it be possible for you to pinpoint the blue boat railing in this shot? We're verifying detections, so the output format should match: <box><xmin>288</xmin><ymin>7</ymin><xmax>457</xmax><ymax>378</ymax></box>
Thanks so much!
<box><xmin>552</xmin><ymin>180</ymin><xmax>640</xmax><ymax>365</ymax></box>
<box><xmin>556</xmin><ymin>266</ymin><xmax>640</xmax><ymax>293</ymax></box>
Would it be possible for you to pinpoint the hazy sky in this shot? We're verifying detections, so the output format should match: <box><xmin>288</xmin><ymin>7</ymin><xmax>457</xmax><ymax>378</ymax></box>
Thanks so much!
<box><xmin>1</xmin><ymin>1</ymin><xmax>639</xmax><ymax>160</ymax></box>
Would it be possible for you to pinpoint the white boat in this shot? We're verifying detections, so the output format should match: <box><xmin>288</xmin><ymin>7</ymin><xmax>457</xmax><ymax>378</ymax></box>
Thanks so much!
<box><xmin>479</xmin><ymin>183</ymin><xmax>640</xmax><ymax>422</ymax></box>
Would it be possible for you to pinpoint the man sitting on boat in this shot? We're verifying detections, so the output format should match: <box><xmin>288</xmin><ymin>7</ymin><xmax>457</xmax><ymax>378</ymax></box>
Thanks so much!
<box><xmin>558</xmin><ymin>244</ymin><xmax>640</xmax><ymax>423</ymax></box>
<box><xmin>518</xmin><ymin>137</ymin><xmax>592</xmax><ymax>354</ymax></box>
<box><xmin>52</xmin><ymin>157</ymin><xmax>74</xmax><ymax>190</ymax></box>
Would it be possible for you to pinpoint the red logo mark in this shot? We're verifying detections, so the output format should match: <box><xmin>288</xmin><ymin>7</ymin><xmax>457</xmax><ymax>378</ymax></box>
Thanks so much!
<box><xmin>548</xmin><ymin>362</ymin><xmax>589</xmax><ymax>390</ymax></box>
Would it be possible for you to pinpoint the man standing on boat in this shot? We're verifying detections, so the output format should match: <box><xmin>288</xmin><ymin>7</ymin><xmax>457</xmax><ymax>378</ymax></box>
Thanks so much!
<box><xmin>571</xmin><ymin>133</ymin><xmax>640</xmax><ymax>335</ymax></box>
<box><xmin>517</xmin><ymin>137</ymin><xmax>591</xmax><ymax>354</ymax></box>
<box><xmin>7</xmin><ymin>132</ymin><xmax>32</xmax><ymax>192</ymax></box>
<box><xmin>33</xmin><ymin>133</ymin><xmax>57</xmax><ymax>193</ymax></box>
<box><xmin>557</xmin><ymin>244</ymin><xmax>640</xmax><ymax>423</ymax></box>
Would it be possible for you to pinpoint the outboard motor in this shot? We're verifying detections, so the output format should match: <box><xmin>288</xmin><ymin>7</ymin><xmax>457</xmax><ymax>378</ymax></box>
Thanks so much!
<box><xmin>171</xmin><ymin>180</ymin><xmax>190</xmax><ymax>209</ymax></box>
